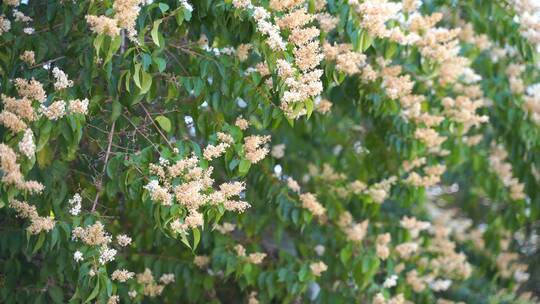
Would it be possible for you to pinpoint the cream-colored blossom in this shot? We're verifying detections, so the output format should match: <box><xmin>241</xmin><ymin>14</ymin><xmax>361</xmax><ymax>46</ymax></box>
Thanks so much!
<box><xmin>395</xmin><ymin>242</ymin><xmax>419</xmax><ymax>259</ymax></box>
<box><xmin>299</xmin><ymin>192</ymin><xmax>326</xmax><ymax>219</ymax></box>
<box><xmin>194</xmin><ymin>255</ymin><xmax>210</xmax><ymax>268</ymax></box>
<box><xmin>9</xmin><ymin>199</ymin><xmax>55</xmax><ymax>234</ymax></box>
<box><xmin>86</xmin><ymin>15</ymin><xmax>121</xmax><ymax>37</ymax></box>
<box><xmin>247</xmin><ymin>252</ymin><xmax>267</xmax><ymax>264</ymax></box>
<box><xmin>271</xmin><ymin>144</ymin><xmax>285</xmax><ymax>158</ymax></box>
<box><xmin>286</xmin><ymin>177</ymin><xmax>301</xmax><ymax>193</ymax></box>
<box><xmin>112</xmin><ymin>269</ymin><xmax>135</xmax><ymax>282</ymax></box>
<box><xmin>0</xmin><ymin>144</ymin><xmax>44</xmax><ymax>193</ymax></box>
<box><xmin>69</xmin><ymin>98</ymin><xmax>89</xmax><ymax>115</ymax></box>
<box><xmin>18</xmin><ymin>128</ymin><xmax>35</xmax><ymax>158</ymax></box>
<box><xmin>400</xmin><ymin>216</ymin><xmax>431</xmax><ymax>238</ymax></box>
<box><xmin>159</xmin><ymin>273</ymin><xmax>175</xmax><ymax>285</ymax></box>
<box><xmin>244</xmin><ymin>135</ymin><xmax>271</xmax><ymax>163</ymax></box>
<box><xmin>113</xmin><ymin>0</ymin><xmax>143</xmax><ymax>38</ymax></box>
<box><xmin>52</xmin><ymin>67</ymin><xmax>73</xmax><ymax>90</ymax></box>
<box><xmin>0</xmin><ymin>110</ymin><xmax>27</xmax><ymax>133</ymax></box>
<box><xmin>0</xmin><ymin>15</ymin><xmax>11</xmax><ymax>35</ymax></box>
<box><xmin>489</xmin><ymin>144</ymin><xmax>526</xmax><ymax>200</ymax></box>
<box><xmin>72</xmin><ymin>221</ymin><xmax>112</xmax><ymax>246</ymax></box>
<box><xmin>40</xmin><ymin>100</ymin><xmax>66</xmax><ymax>120</ymax></box>
<box><xmin>214</xmin><ymin>222</ymin><xmax>236</xmax><ymax>234</ymax></box>
<box><xmin>235</xmin><ymin>116</ymin><xmax>249</xmax><ymax>130</ymax></box>
<box><xmin>1</xmin><ymin>95</ymin><xmax>35</xmax><ymax>121</ymax></box>
<box><xmin>310</xmin><ymin>261</ymin><xmax>327</xmax><ymax>277</ymax></box>
<box><xmin>14</xmin><ymin>78</ymin><xmax>46</xmax><ymax>103</ymax></box>
<box><xmin>19</xmin><ymin>51</ymin><xmax>35</xmax><ymax>65</ymax></box>
<box><xmin>234</xmin><ymin>244</ymin><xmax>246</xmax><ymax>257</ymax></box>
<box><xmin>107</xmin><ymin>295</ymin><xmax>119</xmax><ymax>304</ymax></box>
<box><xmin>316</xmin><ymin>13</ymin><xmax>339</xmax><ymax>32</ymax></box>
<box><xmin>237</xmin><ymin>44</ymin><xmax>251</xmax><ymax>61</ymax></box>
<box><xmin>116</xmin><ymin>234</ymin><xmax>132</xmax><ymax>247</ymax></box>
<box><xmin>203</xmin><ymin>142</ymin><xmax>229</xmax><ymax>160</ymax></box>
<box><xmin>316</xmin><ymin>98</ymin><xmax>332</xmax><ymax>114</ymax></box>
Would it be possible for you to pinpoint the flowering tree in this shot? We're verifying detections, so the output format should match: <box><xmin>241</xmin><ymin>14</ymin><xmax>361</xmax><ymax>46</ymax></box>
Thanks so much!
<box><xmin>1</xmin><ymin>0</ymin><xmax>539</xmax><ymax>303</ymax></box>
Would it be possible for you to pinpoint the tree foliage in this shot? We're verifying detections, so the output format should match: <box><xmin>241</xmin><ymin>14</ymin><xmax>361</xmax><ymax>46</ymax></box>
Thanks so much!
<box><xmin>0</xmin><ymin>0</ymin><xmax>539</xmax><ymax>303</ymax></box>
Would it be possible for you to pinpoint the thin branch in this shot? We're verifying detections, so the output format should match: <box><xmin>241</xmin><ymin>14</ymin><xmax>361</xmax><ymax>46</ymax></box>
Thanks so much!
<box><xmin>29</xmin><ymin>56</ymin><xmax>65</xmax><ymax>69</ymax></box>
<box><xmin>122</xmin><ymin>113</ymin><xmax>161</xmax><ymax>153</ymax></box>
<box><xmin>139</xmin><ymin>103</ymin><xmax>175</xmax><ymax>150</ymax></box>
<box><xmin>91</xmin><ymin>120</ymin><xmax>116</xmax><ymax>212</ymax></box>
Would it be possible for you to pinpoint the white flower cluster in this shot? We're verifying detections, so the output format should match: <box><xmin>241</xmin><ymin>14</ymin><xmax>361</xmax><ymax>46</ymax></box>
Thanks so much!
<box><xmin>523</xmin><ymin>83</ymin><xmax>540</xmax><ymax>125</ymax></box>
<box><xmin>145</xmin><ymin>150</ymin><xmax>251</xmax><ymax>235</ymax></box>
<box><xmin>179</xmin><ymin>0</ymin><xmax>193</xmax><ymax>13</ymax></box>
<box><xmin>252</xmin><ymin>7</ymin><xmax>287</xmax><ymax>51</ymax></box>
<box><xmin>511</xmin><ymin>0</ymin><xmax>540</xmax><ymax>52</ymax></box>
<box><xmin>233</xmin><ymin>1</ymin><xmax>286</xmax><ymax>51</ymax></box>
<box><xmin>52</xmin><ymin>67</ymin><xmax>74</xmax><ymax>90</ymax></box>
<box><xmin>73</xmin><ymin>250</ymin><xmax>84</xmax><ymax>262</ymax></box>
<box><xmin>18</xmin><ymin>128</ymin><xmax>35</xmax><ymax>158</ymax></box>
<box><xmin>99</xmin><ymin>246</ymin><xmax>118</xmax><ymax>265</ymax></box>
<box><xmin>71</xmin><ymin>222</ymin><xmax>131</xmax><ymax>267</ymax></box>
<box><xmin>68</xmin><ymin>193</ymin><xmax>82</xmax><ymax>216</ymax></box>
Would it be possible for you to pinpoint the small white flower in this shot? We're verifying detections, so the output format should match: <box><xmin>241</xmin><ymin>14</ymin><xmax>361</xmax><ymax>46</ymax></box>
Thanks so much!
<box><xmin>159</xmin><ymin>157</ymin><xmax>169</xmax><ymax>166</ymax></box>
<box><xmin>429</xmin><ymin>279</ymin><xmax>452</xmax><ymax>291</ymax></box>
<box><xmin>18</xmin><ymin>129</ymin><xmax>35</xmax><ymax>158</ymax></box>
<box><xmin>159</xmin><ymin>273</ymin><xmax>175</xmax><ymax>285</ymax></box>
<box><xmin>143</xmin><ymin>180</ymin><xmax>160</xmax><ymax>192</ymax></box>
<box><xmin>514</xmin><ymin>270</ymin><xmax>530</xmax><ymax>283</ymax></box>
<box><xmin>23</xmin><ymin>27</ymin><xmax>35</xmax><ymax>34</ymax></box>
<box><xmin>73</xmin><ymin>250</ymin><xmax>84</xmax><ymax>262</ymax></box>
<box><xmin>52</xmin><ymin>67</ymin><xmax>73</xmax><ymax>90</ymax></box>
<box><xmin>99</xmin><ymin>246</ymin><xmax>117</xmax><ymax>265</ymax></box>
<box><xmin>116</xmin><ymin>234</ymin><xmax>132</xmax><ymax>247</ymax></box>
<box><xmin>68</xmin><ymin>193</ymin><xmax>82</xmax><ymax>216</ymax></box>
<box><xmin>128</xmin><ymin>290</ymin><xmax>137</xmax><ymax>299</ymax></box>
<box><xmin>383</xmin><ymin>274</ymin><xmax>398</xmax><ymax>288</ymax></box>
<box><xmin>180</xmin><ymin>0</ymin><xmax>193</xmax><ymax>12</ymax></box>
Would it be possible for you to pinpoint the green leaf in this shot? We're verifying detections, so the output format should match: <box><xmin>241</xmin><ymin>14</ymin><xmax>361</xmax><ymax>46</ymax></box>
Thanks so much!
<box><xmin>151</xmin><ymin>19</ymin><xmax>163</xmax><ymax>47</ymax></box>
<box><xmin>36</xmin><ymin>121</ymin><xmax>53</xmax><ymax>152</ymax></box>
<box><xmin>155</xmin><ymin>115</ymin><xmax>171</xmax><ymax>132</ymax></box>
<box><xmin>298</xmin><ymin>265</ymin><xmax>309</xmax><ymax>282</ymax></box>
<box><xmin>105</xmin><ymin>35</ymin><xmax>121</xmax><ymax>64</ymax></box>
<box><xmin>340</xmin><ymin>245</ymin><xmax>352</xmax><ymax>266</ymax></box>
<box><xmin>192</xmin><ymin>228</ymin><xmax>201</xmax><ymax>251</ymax></box>
<box><xmin>48</xmin><ymin>286</ymin><xmax>64</xmax><ymax>303</ymax></box>
<box><xmin>93</xmin><ymin>34</ymin><xmax>105</xmax><ymax>56</ymax></box>
<box><xmin>359</xmin><ymin>30</ymin><xmax>373</xmax><ymax>52</ymax></box>
<box><xmin>154</xmin><ymin>57</ymin><xmax>167</xmax><ymax>72</ymax></box>
<box><xmin>141</xmin><ymin>53</ymin><xmax>152</xmax><ymax>71</ymax></box>
<box><xmin>159</xmin><ymin>3</ymin><xmax>170</xmax><ymax>13</ymax></box>
<box><xmin>243</xmin><ymin>263</ymin><xmax>252</xmax><ymax>277</ymax></box>
<box><xmin>133</xmin><ymin>63</ymin><xmax>142</xmax><ymax>89</ymax></box>
<box><xmin>106</xmin><ymin>156</ymin><xmax>122</xmax><ymax>179</ymax></box>
<box><xmin>140</xmin><ymin>70</ymin><xmax>153</xmax><ymax>94</ymax></box>
<box><xmin>229</xmin><ymin>158</ymin><xmax>240</xmax><ymax>171</ymax></box>
<box><xmin>180</xmin><ymin>232</ymin><xmax>192</xmax><ymax>249</ymax></box>
<box><xmin>239</xmin><ymin>159</ymin><xmax>251</xmax><ymax>175</ymax></box>
<box><xmin>32</xmin><ymin>233</ymin><xmax>46</xmax><ymax>255</ymax></box>
<box><xmin>183</xmin><ymin>8</ymin><xmax>192</xmax><ymax>21</ymax></box>
<box><xmin>84</xmin><ymin>280</ymin><xmax>100</xmax><ymax>303</ymax></box>
<box><xmin>111</xmin><ymin>100</ymin><xmax>122</xmax><ymax>122</ymax></box>
<box><xmin>305</xmin><ymin>99</ymin><xmax>314</xmax><ymax>119</ymax></box>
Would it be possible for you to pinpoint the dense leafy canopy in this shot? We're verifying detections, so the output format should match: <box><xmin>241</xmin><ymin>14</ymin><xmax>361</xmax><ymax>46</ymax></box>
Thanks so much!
<box><xmin>1</xmin><ymin>0</ymin><xmax>539</xmax><ymax>303</ymax></box>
